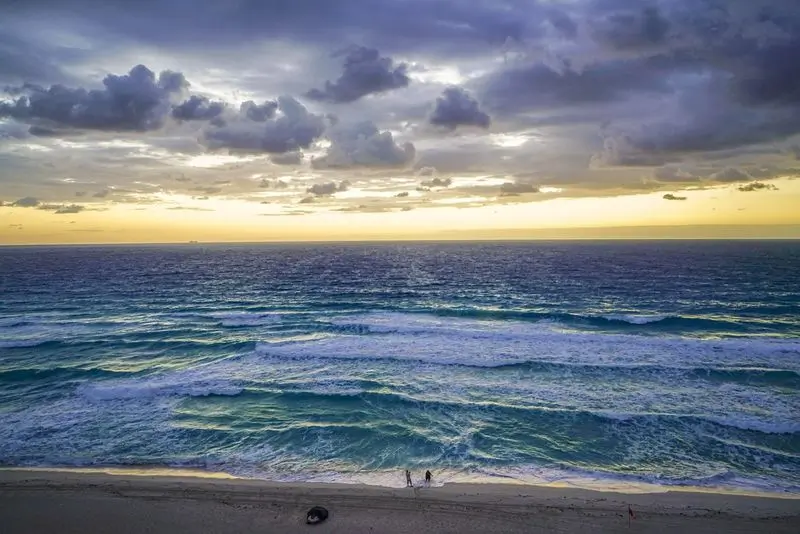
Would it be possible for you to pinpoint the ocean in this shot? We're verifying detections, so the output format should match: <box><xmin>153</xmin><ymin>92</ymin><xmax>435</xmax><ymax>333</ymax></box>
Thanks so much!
<box><xmin>0</xmin><ymin>241</ymin><xmax>798</xmax><ymax>493</ymax></box>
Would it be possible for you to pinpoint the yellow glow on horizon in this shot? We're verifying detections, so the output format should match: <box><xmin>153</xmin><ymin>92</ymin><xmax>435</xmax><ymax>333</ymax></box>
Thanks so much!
<box><xmin>2</xmin><ymin>178</ymin><xmax>799</xmax><ymax>244</ymax></box>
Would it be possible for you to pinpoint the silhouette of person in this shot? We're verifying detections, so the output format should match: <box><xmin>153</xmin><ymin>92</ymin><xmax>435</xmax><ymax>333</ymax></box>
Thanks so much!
<box><xmin>405</xmin><ymin>469</ymin><xmax>413</xmax><ymax>487</ymax></box>
<box><xmin>425</xmin><ymin>470</ymin><xmax>432</xmax><ymax>486</ymax></box>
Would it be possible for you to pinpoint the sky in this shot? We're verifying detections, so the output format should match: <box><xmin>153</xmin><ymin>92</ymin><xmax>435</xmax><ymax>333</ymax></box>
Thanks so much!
<box><xmin>1</xmin><ymin>0</ymin><xmax>799</xmax><ymax>243</ymax></box>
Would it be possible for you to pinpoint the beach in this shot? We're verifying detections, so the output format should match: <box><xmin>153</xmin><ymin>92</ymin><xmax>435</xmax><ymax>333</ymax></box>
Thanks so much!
<box><xmin>1</xmin><ymin>469</ymin><xmax>798</xmax><ymax>533</ymax></box>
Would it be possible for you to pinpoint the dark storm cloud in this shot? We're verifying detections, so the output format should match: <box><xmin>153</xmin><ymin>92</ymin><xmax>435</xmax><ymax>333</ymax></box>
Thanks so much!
<box><xmin>312</xmin><ymin>122</ymin><xmax>415</xmax><ymax>168</ymax></box>
<box><xmin>306</xmin><ymin>47</ymin><xmax>410</xmax><ymax>103</ymax></box>
<box><xmin>591</xmin><ymin>133</ymin><xmax>670</xmax><ymax>167</ymax></box>
<box><xmin>203</xmin><ymin>96</ymin><xmax>325</xmax><ymax>154</ymax></box>
<box><xmin>546</xmin><ymin>8</ymin><xmax>578</xmax><ymax>39</ymax></box>
<box><xmin>241</xmin><ymin>101</ymin><xmax>278</xmax><ymax>122</ymax></box>
<box><xmin>429</xmin><ymin>87</ymin><xmax>490</xmax><ymax>130</ymax></box>
<box><xmin>0</xmin><ymin>65</ymin><xmax>188</xmax><ymax>131</ymax></box>
<box><xmin>0</xmin><ymin>32</ymin><xmax>84</xmax><ymax>86</ymax></box>
<box><xmin>584</xmin><ymin>1</ymin><xmax>800</xmax><ymax>160</ymax></box>
<box><xmin>477</xmin><ymin>56</ymin><xmax>673</xmax><ymax>115</ymax></box>
<box><xmin>589</xmin><ymin>5</ymin><xmax>670</xmax><ymax>51</ymax></box>
<box><xmin>3</xmin><ymin>0</ymin><xmax>800</xmax><ymax>204</ymax></box>
<box><xmin>172</xmin><ymin>95</ymin><xmax>226</xmax><ymax>121</ymax></box>
<box><xmin>3</xmin><ymin>0</ymin><xmax>543</xmax><ymax>58</ymax></box>
<box><xmin>27</xmin><ymin>125</ymin><xmax>75</xmax><ymax>137</ymax></box>
<box><xmin>662</xmin><ymin>193</ymin><xmax>687</xmax><ymax>201</ymax></box>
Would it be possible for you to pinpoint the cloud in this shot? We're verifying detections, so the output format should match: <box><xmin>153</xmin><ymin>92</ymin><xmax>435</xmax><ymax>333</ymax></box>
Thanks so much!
<box><xmin>591</xmin><ymin>133</ymin><xmax>669</xmax><ymax>167</ymax></box>
<box><xmin>306</xmin><ymin>46</ymin><xmax>410</xmax><ymax>103</ymax></box>
<box><xmin>271</xmin><ymin>152</ymin><xmax>303</xmax><ymax>165</ymax></box>
<box><xmin>477</xmin><ymin>57</ymin><xmax>672</xmax><ymax>115</ymax></box>
<box><xmin>546</xmin><ymin>8</ymin><xmax>578</xmax><ymax>39</ymax></box>
<box><xmin>590</xmin><ymin>6</ymin><xmax>670</xmax><ymax>51</ymax></box>
<box><xmin>189</xmin><ymin>186</ymin><xmax>223</xmax><ymax>195</ymax></box>
<box><xmin>203</xmin><ymin>96</ymin><xmax>325</xmax><ymax>154</ymax></box>
<box><xmin>92</xmin><ymin>189</ymin><xmax>110</xmax><ymax>198</ymax></box>
<box><xmin>54</xmin><ymin>204</ymin><xmax>85</xmax><ymax>214</ymax></box>
<box><xmin>501</xmin><ymin>182</ymin><xmax>539</xmax><ymax>195</ymax></box>
<box><xmin>240</xmin><ymin>100</ymin><xmax>278</xmax><ymax>122</ymax></box>
<box><xmin>421</xmin><ymin>177</ymin><xmax>452</xmax><ymax>188</ymax></box>
<box><xmin>654</xmin><ymin>166</ymin><xmax>697</xmax><ymax>182</ymax></box>
<box><xmin>429</xmin><ymin>87</ymin><xmax>490</xmax><ymax>130</ymax></box>
<box><xmin>172</xmin><ymin>95</ymin><xmax>226</xmax><ymax>121</ymax></box>
<box><xmin>312</xmin><ymin>121</ymin><xmax>415</xmax><ymax>168</ymax></box>
<box><xmin>259</xmin><ymin>179</ymin><xmax>289</xmax><ymax>189</ymax></box>
<box><xmin>738</xmin><ymin>181</ymin><xmax>779</xmax><ymax>192</ymax></box>
<box><xmin>306</xmin><ymin>181</ymin><xmax>350</xmax><ymax>196</ymax></box>
<box><xmin>11</xmin><ymin>196</ymin><xmax>39</xmax><ymax>207</ymax></box>
<box><xmin>36</xmin><ymin>203</ymin><xmax>63</xmax><ymax>211</ymax></box>
<box><xmin>709</xmin><ymin>168</ymin><xmax>752</xmax><ymax>183</ymax></box>
<box><xmin>2</xmin><ymin>0</ymin><xmax>800</xmax><ymax>210</ymax></box>
<box><xmin>663</xmin><ymin>193</ymin><xmax>687</xmax><ymax>201</ymax></box>
<box><xmin>0</xmin><ymin>65</ymin><xmax>188</xmax><ymax>131</ymax></box>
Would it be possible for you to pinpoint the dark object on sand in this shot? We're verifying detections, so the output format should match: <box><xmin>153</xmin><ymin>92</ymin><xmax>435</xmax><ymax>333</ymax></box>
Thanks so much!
<box><xmin>425</xmin><ymin>470</ymin><xmax>432</xmax><ymax>484</ymax></box>
<box><xmin>306</xmin><ymin>506</ymin><xmax>329</xmax><ymax>525</ymax></box>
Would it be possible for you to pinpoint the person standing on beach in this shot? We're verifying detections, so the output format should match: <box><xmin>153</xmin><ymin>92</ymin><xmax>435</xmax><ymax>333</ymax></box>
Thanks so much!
<box><xmin>405</xmin><ymin>469</ymin><xmax>413</xmax><ymax>487</ymax></box>
<box><xmin>425</xmin><ymin>470</ymin><xmax>432</xmax><ymax>486</ymax></box>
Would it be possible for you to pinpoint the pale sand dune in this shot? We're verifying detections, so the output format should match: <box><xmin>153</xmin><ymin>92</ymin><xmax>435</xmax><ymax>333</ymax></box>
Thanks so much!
<box><xmin>0</xmin><ymin>470</ymin><xmax>798</xmax><ymax>533</ymax></box>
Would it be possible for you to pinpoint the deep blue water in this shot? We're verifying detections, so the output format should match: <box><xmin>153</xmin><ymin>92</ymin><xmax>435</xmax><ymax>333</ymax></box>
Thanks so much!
<box><xmin>0</xmin><ymin>241</ymin><xmax>798</xmax><ymax>491</ymax></box>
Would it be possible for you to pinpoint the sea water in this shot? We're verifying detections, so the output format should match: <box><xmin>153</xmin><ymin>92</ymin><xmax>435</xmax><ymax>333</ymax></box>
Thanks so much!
<box><xmin>0</xmin><ymin>241</ymin><xmax>798</xmax><ymax>492</ymax></box>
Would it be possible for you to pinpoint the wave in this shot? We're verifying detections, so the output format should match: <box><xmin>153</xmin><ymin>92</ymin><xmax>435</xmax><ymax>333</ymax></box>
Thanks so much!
<box><xmin>396</xmin><ymin>307</ymin><xmax>787</xmax><ymax>334</ymax></box>
<box><xmin>85</xmin><ymin>371</ymin><xmax>798</xmax><ymax>436</ymax></box>
<box><xmin>256</xmin><ymin>313</ymin><xmax>800</xmax><ymax>373</ymax></box>
<box><xmin>0</xmin><ymin>367</ymin><xmax>131</xmax><ymax>382</ymax></box>
<box><xmin>78</xmin><ymin>366</ymin><xmax>244</xmax><ymax>401</ymax></box>
<box><xmin>206</xmin><ymin>311</ymin><xmax>282</xmax><ymax>327</ymax></box>
<box><xmin>0</xmin><ymin>339</ymin><xmax>54</xmax><ymax>349</ymax></box>
<box><xmin>600</xmin><ymin>313</ymin><xmax>672</xmax><ymax>325</ymax></box>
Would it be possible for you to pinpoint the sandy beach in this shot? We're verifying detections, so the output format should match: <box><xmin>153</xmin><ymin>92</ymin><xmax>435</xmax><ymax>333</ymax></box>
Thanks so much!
<box><xmin>0</xmin><ymin>469</ymin><xmax>797</xmax><ymax>533</ymax></box>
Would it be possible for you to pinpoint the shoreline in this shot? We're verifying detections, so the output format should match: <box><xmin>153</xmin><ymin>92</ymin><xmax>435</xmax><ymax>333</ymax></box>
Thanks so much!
<box><xmin>1</xmin><ymin>468</ymin><xmax>798</xmax><ymax>533</ymax></box>
<box><xmin>3</xmin><ymin>465</ymin><xmax>798</xmax><ymax>500</ymax></box>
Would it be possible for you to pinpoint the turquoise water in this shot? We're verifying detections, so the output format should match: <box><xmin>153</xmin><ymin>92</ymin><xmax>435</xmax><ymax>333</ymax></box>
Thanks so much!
<box><xmin>0</xmin><ymin>241</ymin><xmax>798</xmax><ymax>491</ymax></box>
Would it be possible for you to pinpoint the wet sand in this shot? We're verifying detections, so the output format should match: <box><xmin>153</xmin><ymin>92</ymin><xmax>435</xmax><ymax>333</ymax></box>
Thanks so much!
<box><xmin>0</xmin><ymin>469</ymin><xmax>798</xmax><ymax>533</ymax></box>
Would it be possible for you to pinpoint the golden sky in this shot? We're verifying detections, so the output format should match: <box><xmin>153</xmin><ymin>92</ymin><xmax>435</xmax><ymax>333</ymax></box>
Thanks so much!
<box><xmin>3</xmin><ymin>177</ymin><xmax>798</xmax><ymax>244</ymax></box>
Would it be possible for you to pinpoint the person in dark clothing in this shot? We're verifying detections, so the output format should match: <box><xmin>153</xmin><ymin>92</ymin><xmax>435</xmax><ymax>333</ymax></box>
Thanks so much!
<box><xmin>405</xmin><ymin>469</ymin><xmax>413</xmax><ymax>487</ymax></box>
<box><xmin>425</xmin><ymin>470</ymin><xmax>432</xmax><ymax>486</ymax></box>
